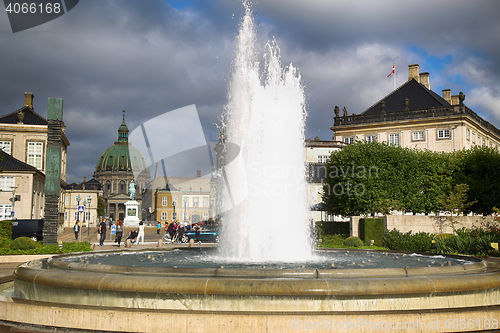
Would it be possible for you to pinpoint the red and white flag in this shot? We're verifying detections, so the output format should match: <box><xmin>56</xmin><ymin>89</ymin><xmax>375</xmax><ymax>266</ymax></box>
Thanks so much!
<box><xmin>387</xmin><ymin>64</ymin><xmax>395</xmax><ymax>77</ymax></box>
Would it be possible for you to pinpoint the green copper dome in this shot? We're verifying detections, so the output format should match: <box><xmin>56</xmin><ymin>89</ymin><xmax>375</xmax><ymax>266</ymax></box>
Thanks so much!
<box><xmin>95</xmin><ymin>116</ymin><xmax>148</xmax><ymax>173</ymax></box>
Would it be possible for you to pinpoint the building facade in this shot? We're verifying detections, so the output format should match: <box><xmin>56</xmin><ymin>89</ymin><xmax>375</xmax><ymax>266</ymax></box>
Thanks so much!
<box><xmin>305</xmin><ymin>139</ymin><xmax>346</xmax><ymax>222</ymax></box>
<box><xmin>0</xmin><ymin>92</ymin><xmax>70</xmax><ymax>222</ymax></box>
<box><xmin>63</xmin><ymin>177</ymin><xmax>102</xmax><ymax>228</ymax></box>
<box><xmin>93</xmin><ymin>114</ymin><xmax>150</xmax><ymax>222</ymax></box>
<box><xmin>143</xmin><ymin>174</ymin><xmax>215</xmax><ymax>225</ymax></box>
<box><xmin>331</xmin><ymin>64</ymin><xmax>500</xmax><ymax>152</ymax></box>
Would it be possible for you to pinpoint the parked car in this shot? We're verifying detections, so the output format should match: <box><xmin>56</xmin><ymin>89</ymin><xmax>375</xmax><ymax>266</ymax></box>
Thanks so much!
<box><xmin>184</xmin><ymin>228</ymin><xmax>219</xmax><ymax>243</ymax></box>
<box><xmin>11</xmin><ymin>219</ymin><xmax>44</xmax><ymax>242</ymax></box>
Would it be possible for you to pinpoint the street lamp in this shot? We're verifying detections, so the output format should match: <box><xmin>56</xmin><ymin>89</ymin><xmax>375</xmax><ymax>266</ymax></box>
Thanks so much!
<box><xmin>82</xmin><ymin>199</ymin><xmax>87</xmax><ymax>227</ymax></box>
<box><xmin>183</xmin><ymin>197</ymin><xmax>188</xmax><ymax>223</ymax></box>
<box><xmin>10</xmin><ymin>186</ymin><xmax>18</xmax><ymax>219</ymax></box>
<box><xmin>76</xmin><ymin>195</ymin><xmax>81</xmax><ymax>223</ymax></box>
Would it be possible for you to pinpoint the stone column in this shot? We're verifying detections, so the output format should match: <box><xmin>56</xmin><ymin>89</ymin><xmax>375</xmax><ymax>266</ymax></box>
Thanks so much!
<box><xmin>43</xmin><ymin>98</ymin><xmax>63</xmax><ymax>244</ymax></box>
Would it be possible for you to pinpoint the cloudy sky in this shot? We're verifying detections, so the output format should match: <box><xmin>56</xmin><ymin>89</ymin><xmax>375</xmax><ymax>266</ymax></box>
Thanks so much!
<box><xmin>1</xmin><ymin>0</ymin><xmax>499</xmax><ymax>183</ymax></box>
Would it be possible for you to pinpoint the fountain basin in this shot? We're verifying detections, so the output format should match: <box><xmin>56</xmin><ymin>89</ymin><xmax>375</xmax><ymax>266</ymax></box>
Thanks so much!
<box><xmin>12</xmin><ymin>248</ymin><xmax>498</xmax><ymax>313</ymax></box>
<box><xmin>1</xmin><ymin>248</ymin><xmax>499</xmax><ymax>332</ymax></box>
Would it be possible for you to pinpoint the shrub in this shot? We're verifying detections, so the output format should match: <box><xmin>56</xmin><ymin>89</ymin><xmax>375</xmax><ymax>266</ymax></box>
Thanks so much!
<box><xmin>0</xmin><ymin>220</ymin><xmax>12</xmax><ymax>239</ymax></box>
<box><xmin>11</xmin><ymin>237</ymin><xmax>38</xmax><ymax>250</ymax></box>
<box><xmin>382</xmin><ymin>229</ymin><xmax>434</xmax><ymax>252</ymax></box>
<box><xmin>0</xmin><ymin>237</ymin><xmax>11</xmax><ymax>248</ymax></box>
<box><xmin>343</xmin><ymin>236</ymin><xmax>363</xmax><ymax>247</ymax></box>
<box><xmin>320</xmin><ymin>234</ymin><xmax>348</xmax><ymax>248</ymax></box>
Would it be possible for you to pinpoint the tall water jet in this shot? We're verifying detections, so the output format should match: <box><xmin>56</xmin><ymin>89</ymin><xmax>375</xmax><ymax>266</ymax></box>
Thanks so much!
<box><xmin>218</xmin><ymin>4</ymin><xmax>311</xmax><ymax>261</ymax></box>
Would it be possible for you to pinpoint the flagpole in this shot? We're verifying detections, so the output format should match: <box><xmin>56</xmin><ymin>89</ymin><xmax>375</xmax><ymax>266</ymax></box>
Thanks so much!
<box><xmin>393</xmin><ymin>63</ymin><xmax>396</xmax><ymax>91</ymax></box>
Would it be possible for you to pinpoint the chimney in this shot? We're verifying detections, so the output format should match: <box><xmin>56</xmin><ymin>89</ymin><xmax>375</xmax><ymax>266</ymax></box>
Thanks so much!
<box><xmin>442</xmin><ymin>89</ymin><xmax>452</xmax><ymax>104</ymax></box>
<box><xmin>24</xmin><ymin>92</ymin><xmax>34</xmax><ymax>108</ymax></box>
<box><xmin>408</xmin><ymin>64</ymin><xmax>419</xmax><ymax>81</ymax></box>
<box><xmin>196</xmin><ymin>170</ymin><xmax>201</xmax><ymax>177</ymax></box>
<box><xmin>451</xmin><ymin>95</ymin><xmax>459</xmax><ymax>105</ymax></box>
<box><xmin>419</xmin><ymin>72</ymin><xmax>430</xmax><ymax>89</ymax></box>
<box><xmin>83</xmin><ymin>177</ymin><xmax>86</xmax><ymax>190</ymax></box>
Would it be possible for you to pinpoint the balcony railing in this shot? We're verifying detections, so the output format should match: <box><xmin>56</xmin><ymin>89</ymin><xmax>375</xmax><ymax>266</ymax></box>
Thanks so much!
<box><xmin>333</xmin><ymin>105</ymin><xmax>500</xmax><ymax>139</ymax></box>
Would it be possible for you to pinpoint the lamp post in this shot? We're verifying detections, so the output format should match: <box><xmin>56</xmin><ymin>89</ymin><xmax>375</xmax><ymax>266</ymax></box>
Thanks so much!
<box><xmin>86</xmin><ymin>199</ymin><xmax>90</xmax><ymax>236</ymax></box>
<box><xmin>183</xmin><ymin>197</ymin><xmax>188</xmax><ymax>223</ymax></box>
<box><xmin>76</xmin><ymin>195</ymin><xmax>81</xmax><ymax>224</ymax></box>
<box><xmin>82</xmin><ymin>199</ymin><xmax>87</xmax><ymax>227</ymax></box>
<box><xmin>10</xmin><ymin>186</ymin><xmax>18</xmax><ymax>219</ymax></box>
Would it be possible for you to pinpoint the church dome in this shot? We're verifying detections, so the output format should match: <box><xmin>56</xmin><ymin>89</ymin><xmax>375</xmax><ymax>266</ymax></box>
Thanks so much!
<box><xmin>95</xmin><ymin>116</ymin><xmax>148</xmax><ymax>173</ymax></box>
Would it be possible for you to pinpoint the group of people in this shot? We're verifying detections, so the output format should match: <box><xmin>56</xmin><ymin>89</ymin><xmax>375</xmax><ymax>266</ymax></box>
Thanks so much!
<box><xmin>96</xmin><ymin>218</ymin><xmax>144</xmax><ymax>247</ymax></box>
<box><xmin>165</xmin><ymin>221</ymin><xmax>202</xmax><ymax>244</ymax></box>
<box><xmin>94</xmin><ymin>219</ymin><xmax>211</xmax><ymax>246</ymax></box>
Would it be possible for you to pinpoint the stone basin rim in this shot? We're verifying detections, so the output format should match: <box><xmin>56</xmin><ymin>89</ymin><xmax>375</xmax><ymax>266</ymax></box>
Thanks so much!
<box><xmin>41</xmin><ymin>247</ymin><xmax>486</xmax><ymax>279</ymax></box>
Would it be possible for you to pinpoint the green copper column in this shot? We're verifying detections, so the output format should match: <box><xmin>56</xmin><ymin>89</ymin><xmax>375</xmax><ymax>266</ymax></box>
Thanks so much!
<box><xmin>43</xmin><ymin>98</ymin><xmax>63</xmax><ymax>244</ymax></box>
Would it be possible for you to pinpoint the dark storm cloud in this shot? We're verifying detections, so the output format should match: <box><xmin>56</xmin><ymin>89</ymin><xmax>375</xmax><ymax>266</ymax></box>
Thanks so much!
<box><xmin>1</xmin><ymin>0</ymin><xmax>499</xmax><ymax>182</ymax></box>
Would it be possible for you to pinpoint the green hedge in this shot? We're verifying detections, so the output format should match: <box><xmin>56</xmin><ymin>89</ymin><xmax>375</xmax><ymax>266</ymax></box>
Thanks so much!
<box><xmin>315</xmin><ymin>222</ymin><xmax>350</xmax><ymax>237</ymax></box>
<box><xmin>359</xmin><ymin>218</ymin><xmax>384</xmax><ymax>246</ymax></box>
<box><xmin>0</xmin><ymin>241</ymin><xmax>93</xmax><ymax>255</ymax></box>
<box><xmin>0</xmin><ymin>220</ymin><xmax>12</xmax><ymax>239</ymax></box>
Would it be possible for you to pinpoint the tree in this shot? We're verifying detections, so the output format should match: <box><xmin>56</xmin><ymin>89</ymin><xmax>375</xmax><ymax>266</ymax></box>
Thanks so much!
<box><xmin>97</xmin><ymin>195</ymin><xmax>106</xmax><ymax>217</ymax></box>
<box><xmin>322</xmin><ymin>141</ymin><xmax>456</xmax><ymax>217</ymax></box>
<box><xmin>452</xmin><ymin>146</ymin><xmax>500</xmax><ymax>215</ymax></box>
<box><xmin>438</xmin><ymin>184</ymin><xmax>475</xmax><ymax>233</ymax></box>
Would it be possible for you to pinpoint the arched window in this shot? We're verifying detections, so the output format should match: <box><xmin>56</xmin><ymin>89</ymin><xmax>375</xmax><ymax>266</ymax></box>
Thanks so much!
<box><xmin>119</xmin><ymin>180</ymin><xmax>126</xmax><ymax>192</ymax></box>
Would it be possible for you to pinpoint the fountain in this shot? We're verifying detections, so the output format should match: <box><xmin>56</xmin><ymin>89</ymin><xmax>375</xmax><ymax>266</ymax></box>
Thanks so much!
<box><xmin>2</xmin><ymin>3</ymin><xmax>500</xmax><ymax>332</ymax></box>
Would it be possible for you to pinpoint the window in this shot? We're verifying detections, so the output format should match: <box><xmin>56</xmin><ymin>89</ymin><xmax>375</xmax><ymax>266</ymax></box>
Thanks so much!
<box><xmin>172</xmin><ymin>197</ymin><xmax>178</xmax><ymax>207</ymax></box>
<box><xmin>412</xmin><ymin>131</ymin><xmax>425</xmax><ymax>141</ymax></box>
<box><xmin>317</xmin><ymin>155</ymin><xmax>328</xmax><ymax>163</ymax></box>
<box><xmin>86</xmin><ymin>212</ymin><xmax>90</xmax><ymax>220</ymax></box>
<box><xmin>74</xmin><ymin>196</ymin><xmax>81</xmax><ymax>205</ymax></box>
<box><xmin>437</xmin><ymin>129</ymin><xmax>450</xmax><ymax>139</ymax></box>
<box><xmin>27</xmin><ymin>142</ymin><xmax>43</xmax><ymax>169</ymax></box>
<box><xmin>203</xmin><ymin>197</ymin><xmax>209</xmax><ymax>207</ymax></box>
<box><xmin>388</xmin><ymin>133</ymin><xmax>400</xmax><ymax>146</ymax></box>
<box><xmin>162</xmin><ymin>197</ymin><xmax>168</xmax><ymax>207</ymax></box>
<box><xmin>472</xmin><ymin>133</ymin><xmax>476</xmax><ymax>144</ymax></box>
<box><xmin>365</xmin><ymin>135</ymin><xmax>377</xmax><ymax>143</ymax></box>
<box><xmin>161</xmin><ymin>212</ymin><xmax>168</xmax><ymax>220</ymax></box>
<box><xmin>74</xmin><ymin>212</ymin><xmax>79</xmax><ymax>220</ymax></box>
<box><xmin>0</xmin><ymin>205</ymin><xmax>12</xmax><ymax>221</ymax></box>
<box><xmin>203</xmin><ymin>212</ymin><xmax>209</xmax><ymax>220</ymax></box>
<box><xmin>0</xmin><ymin>176</ymin><xmax>14</xmax><ymax>191</ymax></box>
<box><xmin>193</xmin><ymin>197</ymin><xmax>199</xmax><ymax>207</ymax></box>
<box><xmin>343</xmin><ymin>137</ymin><xmax>354</xmax><ymax>144</ymax></box>
<box><xmin>119</xmin><ymin>181</ymin><xmax>125</xmax><ymax>192</ymax></box>
<box><xmin>466</xmin><ymin>128</ymin><xmax>470</xmax><ymax>141</ymax></box>
<box><xmin>65</xmin><ymin>195</ymin><xmax>68</xmax><ymax>206</ymax></box>
<box><xmin>0</xmin><ymin>141</ymin><xmax>11</xmax><ymax>154</ymax></box>
<box><xmin>64</xmin><ymin>211</ymin><xmax>67</xmax><ymax>221</ymax></box>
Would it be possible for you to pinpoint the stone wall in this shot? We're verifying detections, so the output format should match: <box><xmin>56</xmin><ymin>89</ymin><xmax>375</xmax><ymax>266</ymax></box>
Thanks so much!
<box><xmin>351</xmin><ymin>215</ymin><xmax>495</xmax><ymax>237</ymax></box>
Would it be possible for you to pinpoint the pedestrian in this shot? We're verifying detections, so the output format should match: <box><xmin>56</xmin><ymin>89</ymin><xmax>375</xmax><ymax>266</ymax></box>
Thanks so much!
<box><xmin>167</xmin><ymin>221</ymin><xmax>176</xmax><ymax>243</ymax></box>
<box><xmin>177</xmin><ymin>222</ymin><xmax>185</xmax><ymax>244</ymax></box>
<box><xmin>194</xmin><ymin>222</ymin><xmax>201</xmax><ymax>245</ymax></box>
<box><xmin>98</xmin><ymin>218</ymin><xmax>107</xmax><ymax>246</ymax></box>
<box><xmin>73</xmin><ymin>221</ymin><xmax>80</xmax><ymax>240</ymax></box>
<box><xmin>157</xmin><ymin>221</ymin><xmax>161</xmax><ymax>234</ymax></box>
<box><xmin>137</xmin><ymin>221</ymin><xmax>145</xmax><ymax>245</ymax></box>
<box><xmin>115</xmin><ymin>220</ymin><xmax>123</xmax><ymax>247</ymax></box>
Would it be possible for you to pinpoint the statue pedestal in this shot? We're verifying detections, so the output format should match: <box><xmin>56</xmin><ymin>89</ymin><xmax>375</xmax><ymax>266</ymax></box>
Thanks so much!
<box><xmin>123</xmin><ymin>200</ymin><xmax>140</xmax><ymax>227</ymax></box>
